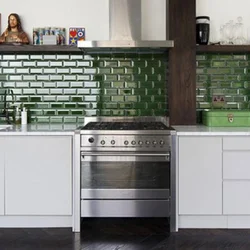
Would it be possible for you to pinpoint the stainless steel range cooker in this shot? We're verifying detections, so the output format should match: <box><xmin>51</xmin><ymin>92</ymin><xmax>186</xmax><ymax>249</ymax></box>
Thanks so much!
<box><xmin>75</xmin><ymin>117</ymin><xmax>176</xmax><ymax>232</ymax></box>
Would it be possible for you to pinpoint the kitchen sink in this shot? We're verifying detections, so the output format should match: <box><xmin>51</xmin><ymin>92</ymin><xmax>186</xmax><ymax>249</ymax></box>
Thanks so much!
<box><xmin>0</xmin><ymin>124</ymin><xmax>13</xmax><ymax>130</ymax></box>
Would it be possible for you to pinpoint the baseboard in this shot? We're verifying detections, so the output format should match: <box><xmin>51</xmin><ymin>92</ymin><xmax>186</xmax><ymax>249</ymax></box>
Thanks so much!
<box><xmin>0</xmin><ymin>216</ymin><xmax>72</xmax><ymax>228</ymax></box>
<box><xmin>179</xmin><ymin>215</ymin><xmax>250</xmax><ymax>229</ymax></box>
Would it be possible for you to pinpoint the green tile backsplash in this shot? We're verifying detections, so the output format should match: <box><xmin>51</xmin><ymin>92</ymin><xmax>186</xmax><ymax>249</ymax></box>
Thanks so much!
<box><xmin>0</xmin><ymin>52</ymin><xmax>168</xmax><ymax>124</ymax></box>
<box><xmin>196</xmin><ymin>53</ymin><xmax>250</xmax><ymax>110</ymax></box>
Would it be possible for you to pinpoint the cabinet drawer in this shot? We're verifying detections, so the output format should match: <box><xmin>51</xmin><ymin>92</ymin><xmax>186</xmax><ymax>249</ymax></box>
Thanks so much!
<box><xmin>223</xmin><ymin>181</ymin><xmax>250</xmax><ymax>215</ymax></box>
<box><xmin>223</xmin><ymin>152</ymin><xmax>250</xmax><ymax>179</ymax></box>
<box><xmin>223</xmin><ymin>137</ymin><xmax>250</xmax><ymax>150</ymax></box>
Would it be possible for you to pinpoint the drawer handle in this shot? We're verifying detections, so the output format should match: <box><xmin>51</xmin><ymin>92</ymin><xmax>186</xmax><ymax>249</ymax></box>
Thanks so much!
<box><xmin>228</xmin><ymin>114</ymin><xmax>234</xmax><ymax>123</ymax></box>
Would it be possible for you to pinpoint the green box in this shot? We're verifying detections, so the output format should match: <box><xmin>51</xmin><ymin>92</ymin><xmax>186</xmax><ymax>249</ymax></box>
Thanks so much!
<box><xmin>202</xmin><ymin>109</ymin><xmax>250</xmax><ymax>127</ymax></box>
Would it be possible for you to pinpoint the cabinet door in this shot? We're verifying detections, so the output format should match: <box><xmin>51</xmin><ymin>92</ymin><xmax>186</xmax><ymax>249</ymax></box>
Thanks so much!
<box><xmin>179</xmin><ymin>136</ymin><xmax>222</xmax><ymax>215</ymax></box>
<box><xmin>0</xmin><ymin>137</ymin><xmax>5</xmax><ymax>215</ymax></box>
<box><xmin>5</xmin><ymin>136</ymin><xmax>72</xmax><ymax>215</ymax></box>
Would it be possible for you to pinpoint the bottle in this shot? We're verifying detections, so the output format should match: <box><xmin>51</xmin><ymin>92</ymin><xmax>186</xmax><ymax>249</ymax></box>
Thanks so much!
<box><xmin>21</xmin><ymin>107</ymin><xmax>27</xmax><ymax>125</ymax></box>
<box><xmin>15</xmin><ymin>106</ymin><xmax>21</xmax><ymax>125</ymax></box>
<box><xmin>196</xmin><ymin>16</ymin><xmax>210</xmax><ymax>45</ymax></box>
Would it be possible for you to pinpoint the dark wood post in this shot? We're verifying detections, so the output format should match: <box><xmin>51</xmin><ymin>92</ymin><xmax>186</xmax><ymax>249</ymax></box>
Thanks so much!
<box><xmin>168</xmin><ymin>0</ymin><xmax>196</xmax><ymax>125</ymax></box>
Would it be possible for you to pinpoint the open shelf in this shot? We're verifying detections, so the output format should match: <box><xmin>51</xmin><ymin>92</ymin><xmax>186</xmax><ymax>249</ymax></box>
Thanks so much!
<box><xmin>0</xmin><ymin>44</ymin><xmax>81</xmax><ymax>53</ymax></box>
<box><xmin>196</xmin><ymin>45</ymin><xmax>250</xmax><ymax>53</ymax></box>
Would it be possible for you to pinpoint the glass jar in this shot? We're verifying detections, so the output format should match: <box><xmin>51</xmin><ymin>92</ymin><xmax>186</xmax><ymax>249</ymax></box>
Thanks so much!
<box><xmin>196</xmin><ymin>16</ymin><xmax>210</xmax><ymax>45</ymax></box>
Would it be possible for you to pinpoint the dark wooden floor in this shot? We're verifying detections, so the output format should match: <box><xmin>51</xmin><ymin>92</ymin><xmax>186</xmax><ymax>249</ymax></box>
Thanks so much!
<box><xmin>1</xmin><ymin>218</ymin><xmax>250</xmax><ymax>249</ymax></box>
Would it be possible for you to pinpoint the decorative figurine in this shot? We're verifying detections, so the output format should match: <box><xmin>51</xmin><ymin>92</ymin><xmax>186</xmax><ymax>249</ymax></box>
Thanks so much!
<box><xmin>0</xmin><ymin>13</ymin><xmax>30</xmax><ymax>44</ymax></box>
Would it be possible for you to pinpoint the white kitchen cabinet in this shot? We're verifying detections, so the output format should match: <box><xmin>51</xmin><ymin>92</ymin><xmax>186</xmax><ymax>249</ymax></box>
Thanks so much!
<box><xmin>0</xmin><ymin>137</ymin><xmax>5</xmax><ymax>215</ymax></box>
<box><xmin>179</xmin><ymin>136</ymin><xmax>222</xmax><ymax>215</ymax></box>
<box><xmin>5</xmin><ymin>136</ymin><xmax>72</xmax><ymax>215</ymax></box>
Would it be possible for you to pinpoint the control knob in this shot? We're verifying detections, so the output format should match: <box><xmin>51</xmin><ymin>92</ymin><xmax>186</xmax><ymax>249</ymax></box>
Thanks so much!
<box><xmin>145</xmin><ymin>141</ymin><xmax>150</xmax><ymax>145</ymax></box>
<box><xmin>100</xmin><ymin>140</ymin><xmax>105</xmax><ymax>145</ymax></box>
<box><xmin>131</xmin><ymin>140</ymin><xmax>136</xmax><ymax>145</ymax></box>
<box><xmin>138</xmin><ymin>141</ymin><xmax>143</xmax><ymax>145</ymax></box>
<box><xmin>152</xmin><ymin>141</ymin><xmax>157</xmax><ymax>145</ymax></box>
<box><xmin>88</xmin><ymin>137</ymin><xmax>94</xmax><ymax>143</ymax></box>
<box><xmin>111</xmin><ymin>140</ymin><xmax>115</xmax><ymax>145</ymax></box>
<box><xmin>159</xmin><ymin>140</ymin><xmax>165</xmax><ymax>145</ymax></box>
<box><xmin>124</xmin><ymin>140</ymin><xmax>129</xmax><ymax>145</ymax></box>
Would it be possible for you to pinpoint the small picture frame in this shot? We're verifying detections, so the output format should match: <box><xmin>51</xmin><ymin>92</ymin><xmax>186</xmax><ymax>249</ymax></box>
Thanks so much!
<box><xmin>69</xmin><ymin>28</ymin><xmax>85</xmax><ymax>46</ymax></box>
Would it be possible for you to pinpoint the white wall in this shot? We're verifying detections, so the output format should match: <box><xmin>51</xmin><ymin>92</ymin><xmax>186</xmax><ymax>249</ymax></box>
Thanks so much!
<box><xmin>0</xmin><ymin>0</ymin><xmax>167</xmax><ymax>43</ymax></box>
<box><xmin>197</xmin><ymin>0</ymin><xmax>250</xmax><ymax>43</ymax></box>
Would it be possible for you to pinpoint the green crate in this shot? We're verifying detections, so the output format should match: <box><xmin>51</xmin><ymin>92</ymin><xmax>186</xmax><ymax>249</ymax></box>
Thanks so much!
<box><xmin>202</xmin><ymin>109</ymin><xmax>250</xmax><ymax>127</ymax></box>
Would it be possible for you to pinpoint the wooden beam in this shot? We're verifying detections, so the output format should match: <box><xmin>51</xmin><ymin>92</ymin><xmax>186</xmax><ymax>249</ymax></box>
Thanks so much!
<box><xmin>168</xmin><ymin>0</ymin><xmax>196</xmax><ymax>125</ymax></box>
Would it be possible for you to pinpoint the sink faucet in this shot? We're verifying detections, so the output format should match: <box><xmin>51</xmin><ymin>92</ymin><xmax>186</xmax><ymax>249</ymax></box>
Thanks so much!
<box><xmin>1</xmin><ymin>89</ymin><xmax>14</xmax><ymax>124</ymax></box>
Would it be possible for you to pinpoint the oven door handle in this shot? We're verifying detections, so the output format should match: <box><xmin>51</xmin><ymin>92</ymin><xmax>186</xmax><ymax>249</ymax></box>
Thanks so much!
<box><xmin>81</xmin><ymin>152</ymin><xmax>170</xmax><ymax>157</ymax></box>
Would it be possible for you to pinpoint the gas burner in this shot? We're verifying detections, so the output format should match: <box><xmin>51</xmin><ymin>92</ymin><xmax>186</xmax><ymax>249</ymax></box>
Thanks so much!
<box><xmin>80</xmin><ymin>121</ymin><xmax>170</xmax><ymax>130</ymax></box>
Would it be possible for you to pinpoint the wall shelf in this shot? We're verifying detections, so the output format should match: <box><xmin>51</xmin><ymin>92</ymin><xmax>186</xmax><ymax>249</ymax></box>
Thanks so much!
<box><xmin>197</xmin><ymin>45</ymin><xmax>250</xmax><ymax>53</ymax></box>
<box><xmin>0</xmin><ymin>44</ymin><xmax>81</xmax><ymax>53</ymax></box>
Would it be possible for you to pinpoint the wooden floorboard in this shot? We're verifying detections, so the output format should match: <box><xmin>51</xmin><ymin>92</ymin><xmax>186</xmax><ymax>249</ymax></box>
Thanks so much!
<box><xmin>1</xmin><ymin>219</ymin><xmax>250</xmax><ymax>249</ymax></box>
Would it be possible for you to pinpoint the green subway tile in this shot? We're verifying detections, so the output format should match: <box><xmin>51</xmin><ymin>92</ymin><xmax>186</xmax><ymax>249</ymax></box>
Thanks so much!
<box><xmin>50</xmin><ymin>117</ymin><xmax>64</xmax><ymax>123</ymax></box>
<box><xmin>78</xmin><ymin>75</ymin><xmax>90</xmax><ymax>81</ymax></box>
<box><xmin>44</xmin><ymin>55</ymin><xmax>56</xmax><ymax>60</ymax></box>
<box><xmin>24</xmin><ymin>103</ymin><xmax>36</xmax><ymax>109</ymax></box>
<box><xmin>44</xmin><ymin>110</ymin><xmax>56</xmax><ymax>115</ymax></box>
<box><xmin>37</xmin><ymin>116</ymin><xmax>50</xmax><ymax>123</ymax></box>
<box><xmin>57</xmin><ymin>68</ymin><xmax>70</xmax><ymax>74</ymax></box>
<box><xmin>111</xmin><ymin>82</ymin><xmax>124</xmax><ymax>88</ymax></box>
<box><xmin>154</xmin><ymin>95</ymin><xmax>166</xmax><ymax>102</ymax></box>
<box><xmin>112</xmin><ymin>96</ymin><xmax>124</xmax><ymax>102</ymax></box>
<box><xmin>19</xmin><ymin>97</ymin><xmax>29</xmax><ymax>102</ymax></box>
<box><xmin>37</xmin><ymin>89</ymin><xmax>50</xmax><ymax>95</ymax></box>
<box><xmin>104</xmin><ymin>103</ymin><xmax>118</xmax><ymax>109</ymax></box>
<box><xmin>30</xmin><ymin>55</ymin><xmax>43</xmax><ymax>60</ymax></box>
<box><xmin>239</xmin><ymin>61</ymin><xmax>250</xmax><ymax>67</ymax></box>
<box><xmin>3</xmin><ymin>55</ymin><xmax>15</xmax><ymax>60</ymax></box>
<box><xmin>23</xmin><ymin>89</ymin><xmax>36</xmax><ymax>95</ymax></box>
<box><xmin>9</xmin><ymin>61</ymin><xmax>22</xmax><ymax>67</ymax></box>
<box><xmin>105</xmin><ymin>89</ymin><xmax>118</xmax><ymax>95</ymax></box>
<box><xmin>51</xmin><ymin>103</ymin><xmax>64</xmax><ymax>108</ymax></box>
<box><xmin>64</xmin><ymin>89</ymin><xmax>77</xmax><ymax>95</ymax></box>
<box><xmin>16</xmin><ymin>68</ymin><xmax>29</xmax><ymax>74</ymax></box>
<box><xmin>64</xmin><ymin>117</ymin><xmax>78</xmax><ymax>123</ymax></box>
<box><xmin>119</xmin><ymin>60</ymin><xmax>132</xmax><ymax>67</ymax></box>
<box><xmin>77</xmin><ymin>89</ymin><xmax>91</xmax><ymax>95</ymax></box>
<box><xmin>100</xmin><ymin>110</ymin><xmax>112</xmax><ymax>116</ymax></box>
<box><xmin>71</xmin><ymin>82</ymin><xmax>84</xmax><ymax>88</ymax></box>
<box><xmin>220</xmin><ymin>82</ymin><xmax>231</xmax><ymax>88</ymax></box>
<box><xmin>23</xmin><ymin>61</ymin><xmax>36</xmax><ymax>67</ymax></box>
<box><xmin>84</xmin><ymin>68</ymin><xmax>97</xmax><ymax>74</ymax></box>
<box><xmin>196</xmin><ymin>55</ymin><xmax>207</xmax><ymax>60</ymax></box>
<box><xmin>226</xmin><ymin>61</ymin><xmax>240</xmax><ymax>67</ymax></box>
<box><xmin>140</xmin><ymin>109</ymin><xmax>153</xmax><ymax>116</ymax></box>
<box><xmin>37</xmin><ymin>61</ymin><xmax>50</xmax><ymax>67</ymax></box>
<box><xmin>50</xmin><ymin>61</ymin><xmax>63</xmax><ymax>67</ymax></box>
<box><xmin>105</xmin><ymin>61</ymin><xmax>118</xmax><ymax>67</ymax></box>
<box><xmin>231</xmin><ymin>82</ymin><xmax>245</xmax><ymax>88</ymax></box>
<box><xmin>16</xmin><ymin>55</ymin><xmax>29</xmax><ymax>60</ymax></box>
<box><xmin>30</xmin><ymin>68</ymin><xmax>43</xmax><ymax>74</ymax></box>
<box><xmin>225</xmin><ymin>75</ymin><xmax>238</xmax><ymax>81</ymax></box>
<box><xmin>206</xmin><ymin>68</ymin><xmax>232</xmax><ymax>74</ymax></box>
<box><xmin>77</xmin><ymin>61</ymin><xmax>91</xmax><ymax>67</ymax></box>
<box><xmin>125</xmin><ymin>109</ymin><xmax>138</xmax><ymax>116</ymax></box>
<box><xmin>100</xmin><ymin>96</ymin><xmax>111</xmax><ymax>102</ymax></box>
<box><xmin>56</xmin><ymin>55</ymin><xmax>70</xmax><ymax>60</ymax></box>
<box><xmin>112</xmin><ymin>68</ymin><xmax>124</xmax><ymax>74</ymax></box>
<box><xmin>44</xmin><ymin>68</ymin><xmax>57</xmax><ymax>74</ymax></box>
<box><xmin>119</xmin><ymin>103</ymin><xmax>133</xmax><ymax>109</ymax></box>
<box><xmin>84</xmin><ymin>82</ymin><xmax>99</xmax><ymax>88</ymax></box>
<box><xmin>112</xmin><ymin>110</ymin><xmax>125</xmax><ymax>116</ymax></box>
<box><xmin>85</xmin><ymin>110</ymin><xmax>98</xmax><ymax>116</ymax></box>
<box><xmin>30</xmin><ymin>110</ymin><xmax>43</xmax><ymax>116</ymax></box>
<box><xmin>91</xmin><ymin>89</ymin><xmax>100</xmax><ymax>95</ymax></box>
<box><xmin>70</xmin><ymin>55</ymin><xmax>84</xmax><ymax>60</ymax></box>
<box><xmin>125</xmin><ymin>96</ymin><xmax>138</xmax><ymax>102</ymax></box>
<box><xmin>58</xmin><ymin>110</ymin><xmax>70</xmax><ymax>115</ymax></box>
<box><xmin>0</xmin><ymin>61</ymin><xmax>8</xmax><ymax>67</ymax></box>
<box><xmin>133</xmin><ymin>88</ymin><xmax>146</xmax><ymax>95</ymax></box>
<box><xmin>212</xmin><ymin>61</ymin><xmax>226</xmax><ymax>67</ymax></box>
<box><xmin>233</xmin><ymin>55</ymin><xmax>247</xmax><ymax>60</ymax></box>
<box><xmin>119</xmin><ymin>89</ymin><xmax>132</xmax><ymax>95</ymax></box>
<box><xmin>70</xmin><ymin>68</ymin><xmax>83</xmax><ymax>74</ymax></box>
<box><xmin>65</xmin><ymin>103</ymin><xmax>77</xmax><ymax>108</ymax></box>
<box><xmin>93</xmin><ymin>75</ymin><xmax>104</xmax><ymax>81</ymax></box>
<box><xmin>226</xmin><ymin>103</ymin><xmax>238</xmax><ymax>109</ymax></box>
<box><xmin>77</xmin><ymin>103</ymin><xmax>91</xmax><ymax>108</ymax></box>
<box><xmin>9</xmin><ymin>75</ymin><xmax>22</xmax><ymax>81</ymax></box>
<box><xmin>125</xmin><ymin>82</ymin><xmax>137</xmax><ymax>88</ymax></box>
<box><xmin>57</xmin><ymin>96</ymin><xmax>70</xmax><ymax>102</ymax></box>
<box><xmin>105</xmin><ymin>75</ymin><xmax>118</xmax><ymax>81</ymax></box>
<box><xmin>3</xmin><ymin>68</ymin><xmax>15</xmax><ymax>74</ymax></box>
<box><xmin>233</xmin><ymin>68</ymin><xmax>246</xmax><ymax>74</ymax></box>
<box><xmin>118</xmin><ymin>74</ymin><xmax>132</xmax><ymax>81</ymax></box>
<box><xmin>36</xmin><ymin>103</ymin><xmax>50</xmax><ymax>109</ymax></box>
<box><xmin>210</xmin><ymin>75</ymin><xmax>225</xmax><ymax>81</ymax></box>
<box><xmin>71</xmin><ymin>110</ymin><xmax>83</xmax><ymax>115</ymax></box>
<box><xmin>30</xmin><ymin>82</ymin><xmax>43</xmax><ymax>88</ymax></box>
<box><xmin>37</xmin><ymin>75</ymin><xmax>50</xmax><ymax>81</ymax></box>
<box><xmin>72</xmin><ymin>97</ymin><xmax>83</xmax><ymax>102</ymax></box>
<box><xmin>43</xmin><ymin>96</ymin><xmax>56</xmax><ymax>102</ymax></box>
<box><xmin>64</xmin><ymin>61</ymin><xmax>77</xmax><ymax>67</ymax></box>
<box><xmin>50</xmin><ymin>75</ymin><xmax>63</xmax><ymax>81</ymax></box>
<box><xmin>57</xmin><ymin>82</ymin><xmax>70</xmax><ymax>88</ymax></box>
<box><xmin>84</xmin><ymin>96</ymin><xmax>98</xmax><ymax>102</ymax></box>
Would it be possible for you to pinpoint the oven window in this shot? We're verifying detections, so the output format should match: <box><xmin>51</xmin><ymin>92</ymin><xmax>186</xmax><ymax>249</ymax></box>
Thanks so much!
<box><xmin>81</xmin><ymin>161</ymin><xmax>170</xmax><ymax>189</ymax></box>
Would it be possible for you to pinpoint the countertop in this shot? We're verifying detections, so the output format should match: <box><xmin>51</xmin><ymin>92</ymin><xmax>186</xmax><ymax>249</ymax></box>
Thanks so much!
<box><xmin>0</xmin><ymin>124</ymin><xmax>79</xmax><ymax>135</ymax></box>
<box><xmin>173</xmin><ymin>125</ymin><xmax>250</xmax><ymax>136</ymax></box>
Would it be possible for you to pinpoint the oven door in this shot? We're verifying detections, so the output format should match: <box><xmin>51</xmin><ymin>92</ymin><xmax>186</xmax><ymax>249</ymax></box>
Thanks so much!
<box><xmin>80</xmin><ymin>152</ymin><xmax>170</xmax><ymax>200</ymax></box>
<box><xmin>80</xmin><ymin>152</ymin><xmax>171</xmax><ymax>217</ymax></box>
